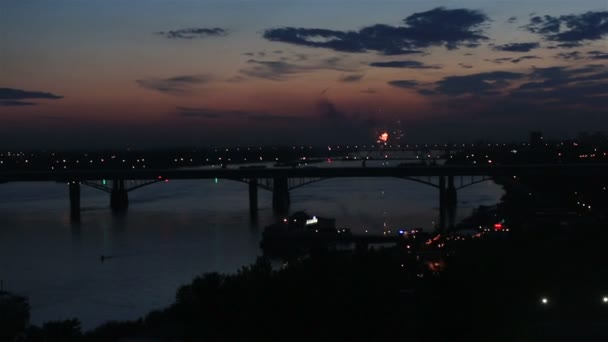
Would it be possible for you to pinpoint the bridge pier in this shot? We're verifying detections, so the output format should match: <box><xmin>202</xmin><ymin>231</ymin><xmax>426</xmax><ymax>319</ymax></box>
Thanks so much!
<box><xmin>438</xmin><ymin>176</ymin><xmax>458</xmax><ymax>232</ymax></box>
<box><xmin>249</xmin><ymin>178</ymin><xmax>258</xmax><ymax>219</ymax></box>
<box><xmin>446</xmin><ymin>175</ymin><xmax>458</xmax><ymax>230</ymax></box>
<box><xmin>69</xmin><ymin>181</ymin><xmax>80</xmax><ymax>221</ymax></box>
<box><xmin>439</xmin><ymin>176</ymin><xmax>447</xmax><ymax>232</ymax></box>
<box><xmin>110</xmin><ymin>179</ymin><xmax>128</xmax><ymax>213</ymax></box>
<box><xmin>272</xmin><ymin>176</ymin><xmax>290</xmax><ymax>215</ymax></box>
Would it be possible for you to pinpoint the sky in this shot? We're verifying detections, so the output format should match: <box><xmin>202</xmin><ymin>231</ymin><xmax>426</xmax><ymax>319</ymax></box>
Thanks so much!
<box><xmin>1</xmin><ymin>0</ymin><xmax>607</xmax><ymax>148</ymax></box>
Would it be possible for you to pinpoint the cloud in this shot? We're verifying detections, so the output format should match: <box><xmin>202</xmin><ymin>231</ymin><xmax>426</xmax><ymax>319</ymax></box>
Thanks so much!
<box><xmin>263</xmin><ymin>7</ymin><xmax>490</xmax><ymax>55</ymax></box>
<box><xmin>157</xmin><ymin>27</ymin><xmax>227</xmax><ymax>39</ymax></box>
<box><xmin>369</xmin><ymin>60</ymin><xmax>440</xmax><ymax>69</ymax></box>
<box><xmin>317</xmin><ymin>98</ymin><xmax>347</xmax><ymax>120</ymax></box>
<box><xmin>517</xmin><ymin>65</ymin><xmax>608</xmax><ymax>90</ymax></box>
<box><xmin>430</xmin><ymin>71</ymin><xmax>525</xmax><ymax>96</ymax></box>
<box><xmin>421</xmin><ymin>65</ymin><xmax>608</xmax><ymax>114</ymax></box>
<box><xmin>0</xmin><ymin>88</ymin><xmax>63</xmax><ymax>100</ymax></box>
<box><xmin>136</xmin><ymin>75</ymin><xmax>210</xmax><ymax>95</ymax></box>
<box><xmin>487</xmin><ymin>57</ymin><xmax>513</xmax><ymax>64</ymax></box>
<box><xmin>493</xmin><ymin>42</ymin><xmax>540</xmax><ymax>52</ymax></box>
<box><xmin>507</xmin><ymin>16</ymin><xmax>518</xmax><ymax>24</ymax></box>
<box><xmin>588</xmin><ymin>50</ymin><xmax>608</xmax><ymax>59</ymax></box>
<box><xmin>387</xmin><ymin>80</ymin><xmax>419</xmax><ymax>89</ymax></box>
<box><xmin>0</xmin><ymin>87</ymin><xmax>63</xmax><ymax>106</ymax></box>
<box><xmin>487</xmin><ymin>56</ymin><xmax>541</xmax><ymax>64</ymax></box>
<box><xmin>240</xmin><ymin>60</ymin><xmax>308</xmax><ymax>80</ymax></box>
<box><xmin>458</xmin><ymin>63</ymin><xmax>473</xmax><ymax>69</ymax></box>
<box><xmin>510</xmin><ymin>65</ymin><xmax>608</xmax><ymax>107</ymax></box>
<box><xmin>406</xmin><ymin>65</ymin><xmax>608</xmax><ymax>139</ymax></box>
<box><xmin>526</xmin><ymin>11</ymin><xmax>608</xmax><ymax>45</ymax></box>
<box><xmin>555</xmin><ymin>51</ymin><xmax>583</xmax><ymax>60</ymax></box>
<box><xmin>511</xmin><ymin>55</ymin><xmax>542</xmax><ymax>63</ymax></box>
<box><xmin>239</xmin><ymin>57</ymin><xmax>354</xmax><ymax>81</ymax></box>
<box><xmin>339</xmin><ymin>74</ymin><xmax>364</xmax><ymax>82</ymax></box>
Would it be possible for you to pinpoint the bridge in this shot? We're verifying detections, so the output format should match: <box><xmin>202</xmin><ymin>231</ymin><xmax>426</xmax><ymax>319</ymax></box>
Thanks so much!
<box><xmin>1</xmin><ymin>163</ymin><xmax>607</xmax><ymax>231</ymax></box>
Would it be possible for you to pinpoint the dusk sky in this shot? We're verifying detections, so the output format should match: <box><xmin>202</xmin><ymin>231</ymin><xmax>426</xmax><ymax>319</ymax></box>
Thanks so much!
<box><xmin>1</xmin><ymin>0</ymin><xmax>607</xmax><ymax>148</ymax></box>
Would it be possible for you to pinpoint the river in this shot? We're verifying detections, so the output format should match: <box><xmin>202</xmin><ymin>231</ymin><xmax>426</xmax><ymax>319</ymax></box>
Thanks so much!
<box><xmin>0</xmin><ymin>161</ymin><xmax>504</xmax><ymax>329</ymax></box>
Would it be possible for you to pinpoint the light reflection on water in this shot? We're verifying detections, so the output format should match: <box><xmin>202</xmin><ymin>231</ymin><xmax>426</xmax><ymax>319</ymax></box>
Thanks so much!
<box><xmin>0</xmin><ymin>171</ymin><xmax>503</xmax><ymax>329</ymax></box>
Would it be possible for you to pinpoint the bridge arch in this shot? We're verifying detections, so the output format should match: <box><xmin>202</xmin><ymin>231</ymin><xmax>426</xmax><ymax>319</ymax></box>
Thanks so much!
<box><xmin>284</xmin><ymin>176</ymin><xmax>441</xmax><ymax>191</ymax></box>
<box><xmin>81</xmin><ymin>179</ymin><xmax>164</xmax><ymax>193</ymax></box>
<box><xmin>453</xmin><ymin>176</ymin><xmax>494</xmax><ymax>190</ymax></box>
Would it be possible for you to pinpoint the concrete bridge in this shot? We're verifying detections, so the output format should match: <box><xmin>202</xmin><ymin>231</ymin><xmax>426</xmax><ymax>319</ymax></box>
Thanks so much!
<box><xmin>1</xmin><ymin>163</ymin><xmax>607</xmax><ymax>231</ymax></box>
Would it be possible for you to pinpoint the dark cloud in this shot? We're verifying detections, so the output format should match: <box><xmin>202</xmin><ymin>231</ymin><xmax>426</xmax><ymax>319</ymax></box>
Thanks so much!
<box><xmin>338</xmin><ymin>74</ymin><xmax>364</xmax><ymax>82</ymax></box>
<box><xmin>458</xmin><ymin>63</ymin><xmax>473</xmax><ymax>69</ymax></box>
<box><xmin>369</xmin><ymin>60</ymin><xmax>440</xmax><ymax>69</ymax></box>
<box><xmin>431</xmin><ymin>71</ymin><xmax>524</xmax><ymax>96</ymax></box>
<box><xmin>317</xmin><ymin>98</ymin><xmax>347</xmax><ymax>120</ymax></box>
<box><xmin>421</xmin><ymin>65</ymin><xmax>608</xmax><ymax>116</ymax></box>
<box><xmin>507</xmin><ymin>16</ymin><xmax>518</xmax><ymax>24</ymax></box>
<box><xmin>407</xmin><ymin>65</ymin><xmax>608</xmax><ymax>140</ymax></box>
<box><xmin>526</xmin><ymin>11</ymin><xmax>608</xmax><ymax>45</ymax></box>
<box><xmin>555</xmin><ymin>51</ymin><xmax>583</xmax><ymax>60</ymax></box>
<box><xmin>0</xmin><ymin>87</ymin><xmax>63</xmax><ymax>100</ymax></box>
<box><xmin>510</xmin><ymin>65</ymin><xmax>608</xmax><ymax>107</ymax></box>
<box><xmin>136</xmin><ymin>75</ymin><xmax>210</xmax><ymax>95</ymax></box>
<box><xmin>493</xmin><ymin>42</ymin><xmax>540</xmax><ymax>52</ymax></box>
<box><xmin>240</xmin><ymin>60</ymin><xmax>309</xmax><ymax>80</ymax></box>
<box><xmin>486</xmin><ymin>57</ymin><xmax>513</xmax><ymax>64</ymax></box>
<box><xmin>263</xmin><ymin>7</ymin><xmax>489</xmax><ymax>55</ymax></box>
<box><xmin>0</xmin><ymin>87</ymin><xmax>63</xmax><ymax>106</ymax></box>
<box><xmin>588</xmin><ymin>50</ymin><xmax>608</xmax><ymax>59</ymax></box>
<box><xmin>239</xmin><ymin>57</ymin><xmax>354</xmax><ymax>81</ymax></box>
<box><xmin>387</xmin><ymin>80</ymin><xmax>419</xmax><ymax>89</ymax></box>
<box><xmin>157</xmin><ymin>27</ymin><xmax>227</xmax><ymax>39</ymax></box>
<box><xmin>555</xmin><ymin>42</ymin><xmax>583</xmax><ymax>48</ymax></box>
<box><xmin>518</xmin><ymin>65</ymin><xmax>608</xmax><ymax>90</ymax></box>
<box><xmin>487</xmin><ymin>56</ymin><xmax>541</xmax><ymax>64</ymax></box>
<box><xmin>511</xmin><ymin>55</ymin><xmax>542</xmax><ymax>63</ymax></box>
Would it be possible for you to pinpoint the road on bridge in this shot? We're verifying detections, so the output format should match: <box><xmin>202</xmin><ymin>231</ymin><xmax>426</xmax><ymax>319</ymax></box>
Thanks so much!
<box><xmin>1</xmin><ymin>164</ymin><xmax>608</xmax><ymax>182</ymax></box>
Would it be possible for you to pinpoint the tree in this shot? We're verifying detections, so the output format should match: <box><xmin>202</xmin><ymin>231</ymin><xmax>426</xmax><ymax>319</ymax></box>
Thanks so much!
<box><xmin>0</xmin><ymin>291</ymin><xmax>30</xmax><ymax>341</ymax></box>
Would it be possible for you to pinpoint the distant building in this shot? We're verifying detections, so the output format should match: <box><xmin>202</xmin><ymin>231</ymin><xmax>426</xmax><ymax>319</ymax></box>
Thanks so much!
<box><xmin>529</xmin><ymin>131</ymin><xmax>544</xmax><ymax>146</ymax></box>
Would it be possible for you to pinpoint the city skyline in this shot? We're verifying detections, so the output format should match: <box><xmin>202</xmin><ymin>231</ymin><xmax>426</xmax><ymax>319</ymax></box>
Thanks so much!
<box><xmin>1</xmin><ymin>0</ymin><xmax>607</xmax><ymax>148</ymax></box>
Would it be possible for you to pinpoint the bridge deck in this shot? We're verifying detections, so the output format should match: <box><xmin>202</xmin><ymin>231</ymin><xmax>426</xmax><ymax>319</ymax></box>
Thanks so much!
<box><xmin>1</xmin><ymin>164</ymin><xmax>607</xmax><ymax>182</ymax></box>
